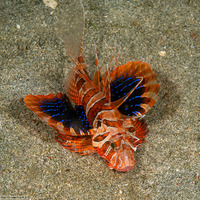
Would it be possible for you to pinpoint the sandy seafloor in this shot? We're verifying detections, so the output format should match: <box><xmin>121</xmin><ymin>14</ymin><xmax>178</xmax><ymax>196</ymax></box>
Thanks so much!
<box><xmin>0</xmin><ymin>0</ymin><xmax>199</xmax><ymax>199</ymax></box>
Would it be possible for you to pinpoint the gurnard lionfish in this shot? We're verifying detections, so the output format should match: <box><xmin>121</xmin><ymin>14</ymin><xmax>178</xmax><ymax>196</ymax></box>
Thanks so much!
<box><xmin>24</xmin><ymin>0</ymin><xmax>160</xmax><ymax>172</ymax></box>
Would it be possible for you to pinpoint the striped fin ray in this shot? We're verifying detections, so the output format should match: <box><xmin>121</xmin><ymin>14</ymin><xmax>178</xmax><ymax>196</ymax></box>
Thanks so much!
<box><xmin>110</xmin><ymin>61</ymin><xmax>160</xmax><ymax>116</ymax></box>
<box><xmin>55</xmin><ymin>133</ymin><xmax>95</xmax><ymax>155</ymax></box>
<box><xmin>131</xmin><ymin>118</ymin><xmax>149</xmax><ymax>147</ymax></box>
<box><xmin>102</xmin><ymin>67</ymin><xmax>112</xmax><ymax>103</ymax></box>
<box><xmin>102</xmin><ymin>48</ymin><xmax>117</xmax><ymax>103</ymax></box>
<box><xmin>66</xmin><ymin>63</ymin><xmax>99</xmax><ymax>105</ymax></box>
<box><xmin>93</xmin><ymin>45</ymin><xmax>104</xmax><ymax>90</ymax></box>
<box><xmin>101</xmin><ymin>48</ymin><xmax>121</xmax><ymax>103</ymax></box>
<box><xmin>93</xmin><ymin>69</ymin><xmax>101</xmax><ymax>89</ymax></box>
<box><xmin>55</xmin><ymin>0</ymin><xmax>98</xmax><ymax>105</ymax></box>
<box><xmin>24</xmin><ymin>93</ymin><xmax>95</xmax><ymax>155</ymax></box>
<box><xmin>65</xmin><ymin>69</ymin><xmax>82</xmax><ymax>105</ymax></box>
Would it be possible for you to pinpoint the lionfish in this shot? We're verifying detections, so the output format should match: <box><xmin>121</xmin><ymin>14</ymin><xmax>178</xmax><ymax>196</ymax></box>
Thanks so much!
<box><xmin>24</xmin><ymin>0</ymin><xmax>160</xmax><ymax>172</ymax></box>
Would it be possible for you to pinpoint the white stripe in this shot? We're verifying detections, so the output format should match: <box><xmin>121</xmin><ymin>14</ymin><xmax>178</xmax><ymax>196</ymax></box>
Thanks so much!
<box><xmin>79</xmin><ymin>82</ymin><xmax>94</xmax><ymax>102</ymax></box>
<box><xmin>142</xmin><ymin>92</ymin><xmax>158</xmax><ymax>102</ymax></box>
<box><xmin>86</xmin><ymin>92</ymin><xmax>105</xmax><ymax>116</ymax></box>
<box><xmin>70</xmin><ymin>127</ymin><xmax>77</xmax><ymax>136</ymax></box>
<box><xmin>92</xmin><ymin>109</ymin><xmax>118</xmax><ymax>127</ymax></box>
<box><xmin>104</xmin><ymin>145</ymin><xmax>112</xmax><ymax>157</ymax></box>
<box><xmin>139</xmin><ymin>103</ymin><xmax>151</xmax><ymax>112</ymax></box>
<box><xmin>92</xmin><ymin>132</ymin><xmax>111</xmax><ymax>148</ymax></box>
<box><xmin>109</xmin><ymin>152</ymin><xmax>117</xmax><ymax>168</ymax></box>
<box><xmin>75</xmin><ymin>76</ymin><xmax>82</xmax><ymax>85</ymax></box>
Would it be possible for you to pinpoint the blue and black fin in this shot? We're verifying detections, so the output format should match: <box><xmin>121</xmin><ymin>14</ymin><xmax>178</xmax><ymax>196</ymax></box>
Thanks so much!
<box><xmin>24</xmin><ymin>93</ymin><xmax>95</xmax><ymax>155</ymax></box>
<box><xmin>110</xmin><ymin>61</ymin><xmax>160</xmax><ymax>117</ymax></box>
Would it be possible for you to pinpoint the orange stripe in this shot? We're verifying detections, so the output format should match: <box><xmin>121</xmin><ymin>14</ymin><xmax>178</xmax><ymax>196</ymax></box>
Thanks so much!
<box><xmin>81</xmin><ymin>88</ymin><xmax>97</xmax><ymax>110</ymax></box>
<box><xmin>86</xmin><ymin>97</ymin><xmax>107</xmax><ymax>125</ymax></box>
<box><xmin>76</xmin><ymin>77</ymin><xmax>86</xmax><ymax>90</ymax></box>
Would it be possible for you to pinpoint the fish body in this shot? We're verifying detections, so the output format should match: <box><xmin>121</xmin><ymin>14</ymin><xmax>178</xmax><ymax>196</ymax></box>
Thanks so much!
<box><xmin>24</xmin><ymin>58</ymin><xmax>159</xmax><ymax>171</ymax></box>
<box><xmin>24</xmin><ymin>0</ymin><xmax>160</xmax><ymax>172</ymax></box>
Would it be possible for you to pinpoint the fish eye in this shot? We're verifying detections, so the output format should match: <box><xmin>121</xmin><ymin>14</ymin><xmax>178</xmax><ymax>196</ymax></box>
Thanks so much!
<box><xmin>110</xmin><ymin>141</ymin><xmax>120</xmax><ymax>150</ymax></box>
<box><xmin>111</xmin><ymin>143</ymin><xmax>115</xmax><ymax>149</ymax></box>
<box><xmin>97</xmin><ymin>120</ymin><xmax>101</xmax><ymax>127</ymax></box>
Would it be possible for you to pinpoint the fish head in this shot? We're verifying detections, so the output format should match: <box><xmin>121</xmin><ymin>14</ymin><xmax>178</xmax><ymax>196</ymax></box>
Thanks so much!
<box><xmin>92</xmin><ymin>119</ymin><xmax>141</xmax><ymax>172</ymax></box>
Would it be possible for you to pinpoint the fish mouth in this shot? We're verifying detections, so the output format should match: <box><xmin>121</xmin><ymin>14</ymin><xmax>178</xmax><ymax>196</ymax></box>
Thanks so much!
<box><xmin>106</xmin><ymin>146</ymin><xmax>135</xmax><ymax>172</ymax></box>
